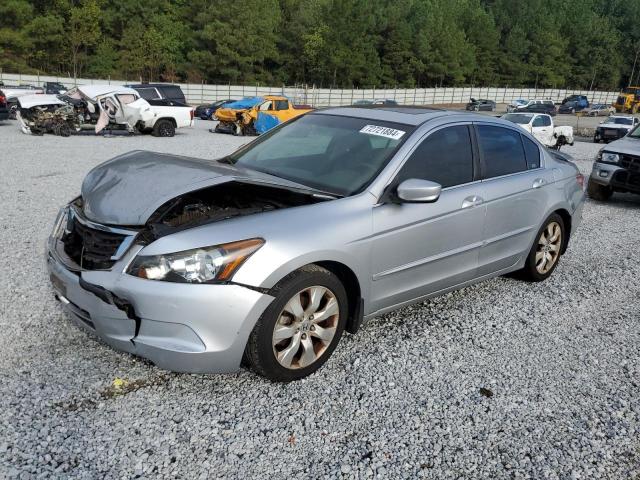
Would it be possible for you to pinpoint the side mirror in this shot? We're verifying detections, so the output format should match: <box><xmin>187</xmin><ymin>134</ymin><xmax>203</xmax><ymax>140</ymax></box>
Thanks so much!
<box><xmin>396</xmin><ymin>179</ymin><xmax>442</xmax><ymax>203</ymax></box>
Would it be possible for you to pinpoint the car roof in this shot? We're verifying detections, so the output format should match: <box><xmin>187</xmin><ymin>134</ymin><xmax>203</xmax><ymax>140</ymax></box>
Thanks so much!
<box><xmin>126</xmin><ymin>83</ymin><xmax>180</xmax><ymax>88</ymax></box>
<box><xmin>314</xmin><ymin>106</ymin><xmax>495</xmax><ymax>126</ymax></box>
<box><xmin>77</xmin><ymin>85</ymin><xmax>138</xmax><ymax>98</ymax></box>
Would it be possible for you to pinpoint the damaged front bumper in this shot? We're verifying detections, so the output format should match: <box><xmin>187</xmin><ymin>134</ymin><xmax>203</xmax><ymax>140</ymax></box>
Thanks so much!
<box><xmin>46</xmin><ymin>225</ymin><xmax>274</xmax><ymax>374</ymax></box>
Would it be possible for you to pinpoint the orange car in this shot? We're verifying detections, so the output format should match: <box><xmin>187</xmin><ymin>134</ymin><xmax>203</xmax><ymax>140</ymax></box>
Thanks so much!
<box><xmin>213</xmin><ymin>95</ymin><xmax>312</xmax><ymax>135</ymax></box>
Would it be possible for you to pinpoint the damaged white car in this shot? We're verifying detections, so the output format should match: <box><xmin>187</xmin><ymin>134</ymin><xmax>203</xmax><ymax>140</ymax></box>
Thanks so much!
<box><xmin>17</xmin><ymin>85</ymin><xmax>193</xmax><ymax>137</ymax></box>
<box><xmin>501</xmin><ymin>112</ymin><xmax>574</xmax><ymax>150</ymax></box>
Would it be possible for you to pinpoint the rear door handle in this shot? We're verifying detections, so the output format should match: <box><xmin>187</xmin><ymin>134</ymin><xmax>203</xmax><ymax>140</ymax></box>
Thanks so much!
<box><xmin>532</xmin><ymin>178</ymin><xmax>546</xmax><ymax>189</ymax></box>
<box><xmin>462</xmin><ymin>195</ymin><xmax>484</xmax><ymax>209</ymax></box>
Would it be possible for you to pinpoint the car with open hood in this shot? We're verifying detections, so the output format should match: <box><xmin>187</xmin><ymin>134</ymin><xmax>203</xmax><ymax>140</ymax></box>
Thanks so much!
<box><xmin>47</xmin><ymin>106</ymin><xmax>585</xmax><ymax>381</ymax></box>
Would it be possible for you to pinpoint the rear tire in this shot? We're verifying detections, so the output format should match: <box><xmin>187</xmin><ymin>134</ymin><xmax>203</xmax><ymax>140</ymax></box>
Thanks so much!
<box><xmin>152</xmin><ymin>119</ymin><xmax>175</xmax><ymax>137</ymax></box>
<box><xmin>587</xmin><ymin>179</ymin><xmax>613</xmax><ymax>201</ymax></box>
<box><xmin>518</xmin><ymin>213</ymin><xmax>565</xmax><ymax>282</ymax></box>
<box><xmin>245</xmin><ymin>265</ymin><xmax>348</xmax><ymax>382</ymax></box>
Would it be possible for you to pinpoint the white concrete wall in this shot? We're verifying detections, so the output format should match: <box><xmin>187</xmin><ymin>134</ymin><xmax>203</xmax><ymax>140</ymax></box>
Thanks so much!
<box><xmin>0</xmin><ymin>72</ymin><xmax>620</xmax><ymax>106</ymax></box>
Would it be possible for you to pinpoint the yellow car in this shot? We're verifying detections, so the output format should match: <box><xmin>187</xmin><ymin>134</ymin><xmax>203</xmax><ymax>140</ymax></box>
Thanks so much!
<box><xmin>213</xmin><ymin>95</ymin><xmax>312</xmax><ymax>135</ymax></box>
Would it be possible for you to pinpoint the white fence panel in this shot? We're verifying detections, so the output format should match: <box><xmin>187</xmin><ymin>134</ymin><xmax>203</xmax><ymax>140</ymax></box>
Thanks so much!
<box><xmin>0</xmin><ymin>71</ymin><xmax>622</xmax><ymax>107</ymax></box>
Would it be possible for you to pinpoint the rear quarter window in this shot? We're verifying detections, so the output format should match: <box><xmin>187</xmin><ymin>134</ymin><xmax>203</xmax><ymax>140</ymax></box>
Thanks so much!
<box><xmin>522</xmin><ymin>136</ymin><xmax>541</xmax><ymax>169</ymax></box>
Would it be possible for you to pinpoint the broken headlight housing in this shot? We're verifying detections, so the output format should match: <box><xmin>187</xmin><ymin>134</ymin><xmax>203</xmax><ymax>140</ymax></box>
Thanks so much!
<box><xmin>127</xmin><ymin>238</ymin><xmax>264</xmax><ymax>283</ymax></box>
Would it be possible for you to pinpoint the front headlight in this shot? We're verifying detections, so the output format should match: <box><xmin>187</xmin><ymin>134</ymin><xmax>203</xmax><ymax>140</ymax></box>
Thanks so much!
<box><xmin>127</xmin><ymin>238</ymin><xmax>264</xmax><ymax>283</ymax></box>
<box><xmin>600</xmin><ymin>152</ymin><xmax>620</xmax><ymax>164</ymax></box>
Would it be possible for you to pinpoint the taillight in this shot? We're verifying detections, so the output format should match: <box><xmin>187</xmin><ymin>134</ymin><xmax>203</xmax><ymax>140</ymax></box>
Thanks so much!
<box><xmin>0</xmin><ymin>94</ymin><xmax>5</xmax><ymax>104</ymax></box>
<box><xmin>576</xmin><ymin>173</ymin><xmax>585</xmax><ymax>188</ymax></box>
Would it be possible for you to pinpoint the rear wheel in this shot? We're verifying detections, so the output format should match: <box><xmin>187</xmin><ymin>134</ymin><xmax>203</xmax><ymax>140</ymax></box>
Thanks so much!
<box><xmin>245</xmin><ymin>265</ymin><xmax>347</xmax><ymax>382</ymax></box>
<box><xmin>518</xmin><ymin>214</ymin><xmax>565</xmax><ymax>282</ymax></box>
<box><xmin>152</xmin><ymin>119</ymin><xmax>175</xmax><ymax>137</ymax></box>
<box><xmin>587</xmin><ymin>179</ymin><xmax>613</xmax><ymax>201</ymax></box>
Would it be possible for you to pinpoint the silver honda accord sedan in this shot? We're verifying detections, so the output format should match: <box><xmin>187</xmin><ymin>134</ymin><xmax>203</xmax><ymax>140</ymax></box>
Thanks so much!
<box><xmin>47</xmin><ymin>107</ymin><xmax>585</xmax><ymax>381</ymax></box>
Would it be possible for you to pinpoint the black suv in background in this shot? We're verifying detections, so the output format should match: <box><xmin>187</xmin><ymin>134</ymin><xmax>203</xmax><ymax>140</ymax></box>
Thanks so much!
<box><xmin>519</xmin><ymin>101</ymin><xmax>557</xmax><ymax>116</ymax></box>
<box><xmin>126</xmin><ymin>84</ymin><xmax>188</xmax><ymax>106</ymax></box>
<box><xmin>43</xmin><ymin>82</ymin><xmax>68</xmax><ymax>94</ymax></box>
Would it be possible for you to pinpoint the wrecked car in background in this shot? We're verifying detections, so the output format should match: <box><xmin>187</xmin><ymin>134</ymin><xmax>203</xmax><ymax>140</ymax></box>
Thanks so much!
<box><xmin>1</xmin><ymin>85</ymin><xmax>45</xmax><ymax>119</ymax></box>
<box><xmin>586</xmin><ymin>104</ymin><xmax>616</xmax><ymax>117</ymax></box>
<box><xmin>466</xmin><ymin>98</ymin><xmax>496</xmax><ymax>111</ymax></box>
<box><xmin>213</xmin><ymin>96</ymin><xmax>312</xmax><ymax>135</ymax></box>
<box><xmin>506</xmin><ymin>99</ymin><xmax>529</xmax><ymax>112</ymax></box>
<box><xmin>501</xmin><ymin>112</ymin><xmax>573</xmax><ymax>149</ymax></box>
<box><xmin>17</xmin><ymin>85</ymin><xmax>193</xmax><ymax>137</ymax></box>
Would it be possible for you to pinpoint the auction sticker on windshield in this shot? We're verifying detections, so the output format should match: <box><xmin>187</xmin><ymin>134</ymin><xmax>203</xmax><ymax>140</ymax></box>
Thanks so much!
<box><xmin>359</xmin><ymin>125</ymin><xmax>405</xmax><ymax>140</ymax></box>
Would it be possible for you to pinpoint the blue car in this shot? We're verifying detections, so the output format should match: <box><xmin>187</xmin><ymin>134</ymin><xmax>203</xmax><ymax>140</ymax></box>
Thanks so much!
<box><xmin>199</xmin><ymin>99</ymin><xmax>236</xmax><ymax>120</ymax></box>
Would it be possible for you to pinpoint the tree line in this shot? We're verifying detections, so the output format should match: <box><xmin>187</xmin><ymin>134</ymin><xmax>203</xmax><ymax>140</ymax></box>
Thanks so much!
<box><xmin>1</xmin><ymin>0</ymin><xmax>639</xmax><ymax>90</ymax></box>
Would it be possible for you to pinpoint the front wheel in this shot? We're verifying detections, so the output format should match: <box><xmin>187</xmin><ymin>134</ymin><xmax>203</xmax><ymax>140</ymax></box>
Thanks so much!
<box><xmin>587</xmin><ymin>179</ymin><xmax>613</xmax><ymax>201</ymax></box>
<box><xmin>245</xmin><ymin>265</ymin><xmax>348</xmax><ymax>382</ymax></box>
<box><xmin>518</xmin><ymin>214</ymin><xmax>565</xmax><ymax>282</ymax></box>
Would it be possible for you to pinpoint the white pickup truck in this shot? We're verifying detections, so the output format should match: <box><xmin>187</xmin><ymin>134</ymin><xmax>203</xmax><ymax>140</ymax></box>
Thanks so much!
<box><xmin>501</xmin><ymin>112</ymin><xmax>574</xmax><ymax>149</ymax></box>
<box><xmin>16</xmin><ymin>85</ymin><xmax>193</xmax><ymax>137</ymax></box>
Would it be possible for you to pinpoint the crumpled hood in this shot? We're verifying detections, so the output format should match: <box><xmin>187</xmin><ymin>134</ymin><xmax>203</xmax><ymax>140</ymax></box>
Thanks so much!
<box><xmin>601</xmin><ymin>136</ymin><xmax>640</xmax><ymax>156</ymax></box>
<box><xmin>81</xmin><ymin>150</ymin><xmax>317</xmax><ymax>226</ymax></box>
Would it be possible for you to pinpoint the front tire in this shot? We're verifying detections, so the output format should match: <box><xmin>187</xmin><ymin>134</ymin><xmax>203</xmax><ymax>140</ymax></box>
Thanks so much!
<box><xmin>245</xmin><ymin>265</ymin><xmax>348</xmax><ymax>382</ymax></box>
<box><xmin>587</xmin><ymin>179</ymin><xmax>613</xmax><ymax>201</ymax></box>
<box><xmin>518</xmin><ymin>214</ymin><xmax>565</xmax><ymax>282</ymax></box>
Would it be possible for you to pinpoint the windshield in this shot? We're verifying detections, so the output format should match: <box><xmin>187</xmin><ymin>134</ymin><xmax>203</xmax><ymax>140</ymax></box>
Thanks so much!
<box><xmin>502</xmin><ymin>113</ymin><xmax>533</xmax><ymax>124</ymax></box>
<box><xmin>609</xmin><ymin>117</ymin><xmax>633</xmax><ymax>125</ymax></box>
<box><xmin>628</xmin><ymin>125</ymin><xmax>640</xmax><ymax>138</ymax></box>
<box><xmin>229</xmin><ymin>114</ymin><xmax>413</xmax><ymax>196</ymax></box>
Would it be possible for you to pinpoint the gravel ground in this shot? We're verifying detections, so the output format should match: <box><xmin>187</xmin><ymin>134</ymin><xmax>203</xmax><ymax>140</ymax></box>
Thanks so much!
<box><xmin>1</xmin><ymin>119</ymin><xmax>639</xmax><ymax>479</ymax></box>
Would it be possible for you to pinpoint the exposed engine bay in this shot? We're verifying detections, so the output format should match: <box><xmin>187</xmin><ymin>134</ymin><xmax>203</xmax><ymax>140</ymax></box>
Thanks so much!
<box><xmin>18</xmin><ymin>101</ymin><xmax>78</xmax><ymax>136</ymax></box>
<box><xmin>145</xmin><ymin>182</ymin><xmax>326</xmax><ymax>238</ymax></box>
<box><xmin>16</xmin><ymin>86</ymin><xmax>156</xmax><ymax>136</ymax></box>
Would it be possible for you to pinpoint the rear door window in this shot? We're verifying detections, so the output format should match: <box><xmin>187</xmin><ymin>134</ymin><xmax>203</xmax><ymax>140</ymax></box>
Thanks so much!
<box><xmin>136</xmin><ymin>87</ymin><xmax>160</xmax><ymax>100</ymax></box>
<box><xmin>477</xmin><ymin>125</ymin><xmax>527</xmax><ymax>178</ymax></box>
<box><xmin>274</xmin><ymin>100</ymin><xmax>289</xmax><ymax>110</ymax></box>
<box><xmin>396</xmin><ymin>125</ymin><xmax>474</xmax><ymax>188</ymax></box>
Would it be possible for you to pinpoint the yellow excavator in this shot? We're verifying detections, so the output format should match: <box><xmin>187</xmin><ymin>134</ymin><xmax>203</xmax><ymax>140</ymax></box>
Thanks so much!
<box><xmin>614</xmin><ymin>86</ymin><xmax>640</xmax><ymax>113</ymax></box>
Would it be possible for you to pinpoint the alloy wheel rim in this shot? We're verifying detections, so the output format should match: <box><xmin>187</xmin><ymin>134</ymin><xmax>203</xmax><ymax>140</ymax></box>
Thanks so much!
<box><xmin>536</xmin><ymin>221</ymin><xmax>562</xmax><ymax>274</ymax></box>
<box><xmin>272</xmin><ymin>286</ymin><xmax>339</xmax><ymax>370</ymax></box>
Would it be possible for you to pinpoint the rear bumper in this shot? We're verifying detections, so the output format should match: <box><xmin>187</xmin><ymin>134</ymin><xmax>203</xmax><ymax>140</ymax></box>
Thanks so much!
<box><xmin>0</xmin><ymin>107</ymin><xmax>9</xmax><ymax>120</ymax></box>
<box><xmin>46</xmin><ymin>242</ymin><xmax>274</xmax><ymax>373</ymax></box>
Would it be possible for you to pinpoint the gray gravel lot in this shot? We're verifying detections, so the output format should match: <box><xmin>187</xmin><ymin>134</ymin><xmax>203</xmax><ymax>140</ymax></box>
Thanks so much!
<box><xmin>1</xmin><ymin>119</ymin><xmax>639</xmax><ymax>479</ymax></box>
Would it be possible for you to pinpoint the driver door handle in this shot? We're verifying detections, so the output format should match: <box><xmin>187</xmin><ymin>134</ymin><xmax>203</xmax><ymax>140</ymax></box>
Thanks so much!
<box><xmin>462</xmin><ymin>195</ymin><xmax>484</xmax><ymax>209</ymax></box>
<box><xmin>532</xmin><ymin>178</ymin><xmax>546</xmax><ymax>189</ymax></box>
